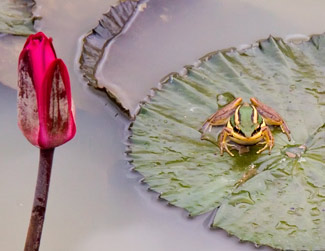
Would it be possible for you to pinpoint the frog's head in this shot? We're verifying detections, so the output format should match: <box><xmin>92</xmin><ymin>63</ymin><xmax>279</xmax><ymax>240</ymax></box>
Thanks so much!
<box><xmin>230</xmin><ymin>103</ymin><xmax>263</xmax><ymax>138</ymax></box>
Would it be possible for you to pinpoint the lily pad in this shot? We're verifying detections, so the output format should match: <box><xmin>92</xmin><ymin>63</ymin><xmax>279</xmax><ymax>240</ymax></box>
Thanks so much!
<box><xmin>129</xmin><ymin>35</ymin><xmax>325</xmax><ymax>250</ymax></box>
<box><xmin>0</xmin><ymin>0</ymin><xmax>37</xmax><ymax>35</ymax></box>
<box><xmin>79</xmin><ymin>0</ymin><xmax>140</xmax><ymax>116</ymax></box>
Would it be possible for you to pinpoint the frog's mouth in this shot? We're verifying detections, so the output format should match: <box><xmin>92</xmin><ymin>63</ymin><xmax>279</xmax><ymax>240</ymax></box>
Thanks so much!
<box><xmin>229</xmin><ymin>132</ymin><xmax>264</xmax><ymax>146</ymax></box>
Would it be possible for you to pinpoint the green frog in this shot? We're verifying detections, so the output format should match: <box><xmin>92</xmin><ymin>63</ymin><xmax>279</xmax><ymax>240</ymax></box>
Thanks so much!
<box><xmin>200</xmin><ymin>97</ymin><xmax>291</xmax><ymax>156</ymax></box>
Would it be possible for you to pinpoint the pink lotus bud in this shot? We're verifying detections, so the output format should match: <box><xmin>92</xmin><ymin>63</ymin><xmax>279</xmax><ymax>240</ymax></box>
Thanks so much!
<box><xmin>18</xmin><ymin>32</ymin><xmax>76</xmax><ymax>149</ymax></box>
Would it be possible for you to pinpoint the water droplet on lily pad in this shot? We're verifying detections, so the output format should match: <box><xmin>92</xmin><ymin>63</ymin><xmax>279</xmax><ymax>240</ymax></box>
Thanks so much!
<box><xmin>229</xmin><ymin>190</ymin><xmax>255</xmax><ymax>206</ymax></box>
<box><xmin>216</xmin><ymin>92</ymin><xmax>235</xmax><ymax>108</ymax></box>
<box><xmin>310</xmin><ymin>207</ymin><xmax>321</xmax><ymax>216</ymax></box>
<box><xmin>275</xmin><ymin>221</ymin><xmax>298</xmax><ymax>232</ymax></box>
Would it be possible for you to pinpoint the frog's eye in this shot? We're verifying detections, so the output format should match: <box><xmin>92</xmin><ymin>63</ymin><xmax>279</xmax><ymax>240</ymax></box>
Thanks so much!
<box><xmin>234</xmin><ymin>126</ymin><xmax>246</xmax><ymax>137</ymax></box>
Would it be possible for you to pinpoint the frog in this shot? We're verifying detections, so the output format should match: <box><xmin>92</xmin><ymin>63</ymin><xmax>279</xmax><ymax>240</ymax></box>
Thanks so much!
<box><xmin>200</xmin><ymin>97</ymin><xmax>291</xmax><ymax>156</ymax></box>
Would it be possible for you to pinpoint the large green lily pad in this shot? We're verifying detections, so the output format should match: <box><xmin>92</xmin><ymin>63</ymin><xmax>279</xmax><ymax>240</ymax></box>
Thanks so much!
<box><xmin>0</xmin><ymin>0</ymin><xmax>37</xmax><ymax>35</ymax></box>
<box><xmin>129</xmin><ymin>35</ymin><xmax>325</xmax><ymax>250</ymax></box>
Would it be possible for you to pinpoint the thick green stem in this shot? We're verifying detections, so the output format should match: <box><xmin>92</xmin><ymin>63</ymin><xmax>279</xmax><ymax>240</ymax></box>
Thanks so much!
<box><xmin>24</xmin><ymin>148</ymin><xmax>55</xmax><ymax>251</ymax></box>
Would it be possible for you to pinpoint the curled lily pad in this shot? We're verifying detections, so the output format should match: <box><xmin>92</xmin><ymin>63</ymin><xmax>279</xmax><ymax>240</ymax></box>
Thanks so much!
<box><xmin>79</xmin><ymin>0</ymin><xmax>139</xmax><ymax>116</ymax></box>
<box><xmin>0</xmin><ymin>0</ymin><xmax>37</xmax><ymax>35</ymax></box>
<box><xmin>129</xmin><ymin>35</ymin><xmax>325</xmax><ymax>249</ymax></box>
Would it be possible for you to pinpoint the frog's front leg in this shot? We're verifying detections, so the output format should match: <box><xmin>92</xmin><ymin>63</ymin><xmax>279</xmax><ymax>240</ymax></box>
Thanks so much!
<box><xmin>256</xmin><ymin>126</ymin><xmax>274</xmax><ymax>154</ymax></box>
<box><xmin>250</xmin><ymin>97</ymin><xmax>291</xmax><ymax>141</ymax></box>
<box><xmin>218</xmin><ymin>127</ymin><xmax>235</xmax><ymax>156</ymax></box>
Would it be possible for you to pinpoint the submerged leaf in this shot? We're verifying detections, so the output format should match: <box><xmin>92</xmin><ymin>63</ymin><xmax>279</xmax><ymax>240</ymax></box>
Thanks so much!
<box><xmin>129</xmin><ymin>34</ymin><xmax>325</xmax><ymax>249</ymax></box>
<box><xmin>79</xmin><ymin>0</ymin><xmax>139</xmax><ymax>117</ymax></box>
<box><xmin>0</xmin><ymin>0</ymin><xmax>37</xmax><ymax>35</ymax></box>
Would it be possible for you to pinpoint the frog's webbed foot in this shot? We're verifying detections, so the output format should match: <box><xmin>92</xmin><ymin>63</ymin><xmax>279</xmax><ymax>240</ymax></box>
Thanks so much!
<box><xmin>219</xmin><ymin>142</ymin><xmax>235</xmax><ymax>156</ymax></box>
<box><xmin>256</xmin><ymin>126</ymin><xmax>274</xmax><ymax>154</ymax></box>
<box><xmin>218</xmin><ymin>127</ymin><xmax>235</xmax><ymax>156</ymax></box>
<box><xmin>280</xmin><ymin>123</ymin><xmax>291</xmax><ymax>141</ymax></box>
<box><xmin>200</xmin><ymin>122</ymin><xmax>213</xmax><ymax>139</ymax></box>
<box><xmin>256</xmin><ymin>142</ymin><xmax>269</xmax><ymax>154</ymax></box>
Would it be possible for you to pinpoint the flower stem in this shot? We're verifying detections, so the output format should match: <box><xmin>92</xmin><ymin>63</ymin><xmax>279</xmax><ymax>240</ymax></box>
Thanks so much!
<box><xmin>24</xmin><ymin>148</ymin><xmax>55</xmax><ymax>251</ymax></box>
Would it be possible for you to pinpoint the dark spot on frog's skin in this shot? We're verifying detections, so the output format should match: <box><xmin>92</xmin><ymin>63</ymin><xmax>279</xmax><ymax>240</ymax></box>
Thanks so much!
<box><xmin>234</xmin><ymin>126</ymin><xmax>245</xmax><ymax>137</ymax></box>
<box><xmin>251</xmin><ymin>124</ymin><xmax>261</xmax><ymax>136</ymax></box>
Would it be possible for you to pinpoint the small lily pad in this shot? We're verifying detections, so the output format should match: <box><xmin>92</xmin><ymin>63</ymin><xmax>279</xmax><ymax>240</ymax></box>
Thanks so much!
<box><xmin>79</xmin><ymin>0</ymin><xmax>139</xmax><ymax>116</ymax></box>
<box><xmin>129</xmin><ymin>35</ymin><xmax>325</xmax><ymax>249</ymax></box>
<box><xmin>0</xmin><ymin>0</ymin><xmax>37</xmax><ymax>35</ymax></box>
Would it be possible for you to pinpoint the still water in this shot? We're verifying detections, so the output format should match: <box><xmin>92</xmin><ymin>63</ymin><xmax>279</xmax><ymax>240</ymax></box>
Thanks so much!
<box><xmin>1</xmin><ymin>0</ymin><xmax>325</xmax><ymax>250</ymax></box>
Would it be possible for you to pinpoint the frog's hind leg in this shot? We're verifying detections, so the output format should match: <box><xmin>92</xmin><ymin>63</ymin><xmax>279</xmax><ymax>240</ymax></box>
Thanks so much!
<box><xmin>200</xmin><ymin>97</ymin><xmax>242</xmax><ymax>135</ymax></box>
<box><xmin>256</xmin><ymin>126</ymin><xmax>274</xmax><ymax>154</ymax></box>
<box><xmin>250</xmin><ymin>97</ymin><xmax>291</xmax><ymax>141</ymax></box>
